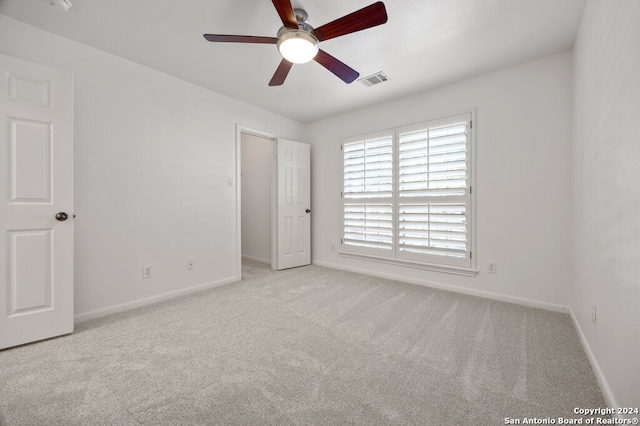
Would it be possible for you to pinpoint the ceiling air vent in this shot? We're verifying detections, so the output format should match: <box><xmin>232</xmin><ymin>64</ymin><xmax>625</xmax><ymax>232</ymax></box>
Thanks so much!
<box><xmin>358</xmin><ymin>72</ymin><xmax>389</xmax><ymax>87</ymax></box>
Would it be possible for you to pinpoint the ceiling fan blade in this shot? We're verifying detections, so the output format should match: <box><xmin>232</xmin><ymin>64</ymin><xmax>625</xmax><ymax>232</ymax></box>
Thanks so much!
<box><xmin>272</xmin><ymin>0</ymin><xmax>298</xmax><ymax>30</ymax></box>
<box><xmin>269</xmin><ymin>59</ymin><xmax>294</xmax><ymax>86</ymax></box>
<box><xmin>312</xmin><ymin>1</ymin><xmax>388</xmax><ymax>42</ymax></box>
<box><xmin>314</xmin><ymin>49</ymin><xmax>359</xmax><ymax>84</ymax></box>
<box><xmin>203</xmin><ymin>34</ymin><xmax>277</xmax><ymax>44</ymax></box>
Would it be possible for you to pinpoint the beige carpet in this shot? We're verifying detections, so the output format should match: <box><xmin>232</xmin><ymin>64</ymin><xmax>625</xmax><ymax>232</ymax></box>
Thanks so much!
<box><xmin>0</xmin><ymin>260</ymin><xmax>605</xmax><ymax>425</ymax></box>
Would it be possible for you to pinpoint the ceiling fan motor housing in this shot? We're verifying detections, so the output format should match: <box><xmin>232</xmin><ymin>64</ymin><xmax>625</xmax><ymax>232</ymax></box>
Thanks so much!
<box><xmin>293</xmin><ymin>8</ymin><xmax>309</xmax><ymax>24</ymax></box>
<box><xmin>50</xmin><ymin>0</ymin><xmax>72</xmax><ymax>11</ymax></box>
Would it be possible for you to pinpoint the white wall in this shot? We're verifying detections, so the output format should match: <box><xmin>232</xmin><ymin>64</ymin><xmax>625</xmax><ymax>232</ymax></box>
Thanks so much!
<box><xmin>571</xmin><ymin>0</ymin><xmax>640</xmax><ymax>410</ymax></box>
<box><xmin>307</xmin><ymin>53</ymin><xmax>573</xmax><ymax>310</ymax></box>
<box><xmin>241</xmin><ymin>133</ymin><xmax>272</xmax><ymax>263</ymax></box>
<box><xmin>0</xmin><ymin>15</ymin><xmax>306</xmax><ymax>320</ymax></box>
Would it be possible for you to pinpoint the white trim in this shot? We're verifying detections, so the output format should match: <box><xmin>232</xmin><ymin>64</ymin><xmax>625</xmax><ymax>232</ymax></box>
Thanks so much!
<box><xmin>312</xmin><ymin>259</ymin><xmax>567</xmax><ymax>313</ymax></box>
<box><xmin>74</xmin><ymin>276</ymin><xmax>239</xmax><ymax>323</ymax></box>
<box><xmin>568</xmin><ymin>309</ymin><xmax>618</xmax><ymax>412</ymax></box>
<box><xmin>270</xmin><ymin>138</ymin><xmax>278</xmax><ymax>270</ymax></box>
<box><xmin>339</xmin><ymin>250</ymin><xmax>478</xmax><ymax>277</ymax></box>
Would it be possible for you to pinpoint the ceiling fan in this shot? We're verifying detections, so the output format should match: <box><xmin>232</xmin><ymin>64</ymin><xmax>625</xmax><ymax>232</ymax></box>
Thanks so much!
<box><xmin>203</xmin><ymin>0</ymin><xmax>388</xmax><ymax>86</ymax></box>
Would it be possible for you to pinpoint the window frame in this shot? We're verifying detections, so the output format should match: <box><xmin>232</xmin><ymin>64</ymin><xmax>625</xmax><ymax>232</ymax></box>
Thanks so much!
<box><xmin>339</xmin><ymin>109</ymin><xmax>477</xmax><ymax>276</ymax></box>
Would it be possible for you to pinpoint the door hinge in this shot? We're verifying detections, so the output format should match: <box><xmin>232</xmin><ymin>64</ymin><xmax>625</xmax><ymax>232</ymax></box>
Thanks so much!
<box><xmin>470</xmin><ymin>251</ymin><xmax>472</xmax><ymax>259</ymax></box>
<box><xmin>340</xmin><ymin>145</ymin><xmax>343</xmax><ymax>151</ymax></box>
<box><xmin>469</xmin><ymin>186</ymin><xmax>472</xmax><ymax>194</ymax></box>
<box><xmin>470</xmin><ymin>120</ymin><xmax>473</xmax><ymax>129</ymax></box>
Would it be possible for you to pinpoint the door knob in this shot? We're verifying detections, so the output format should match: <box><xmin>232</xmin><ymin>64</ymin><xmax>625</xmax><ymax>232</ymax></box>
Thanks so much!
<box><xmin>306</xmin><ymin>209</ymin><xmax>311</xmax><ymax>213</ymax></box>
<box><xmin>55</xmin><ymin>212</ymin><xmax>68</xmax><ymax>221</ymax></box>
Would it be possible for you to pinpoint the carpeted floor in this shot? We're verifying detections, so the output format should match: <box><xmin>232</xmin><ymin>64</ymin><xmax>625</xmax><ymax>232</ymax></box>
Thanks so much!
<box><xmin>0</xmin><ymin>260</ymin><xmax>605</xmax><ymax>425</ymax></box>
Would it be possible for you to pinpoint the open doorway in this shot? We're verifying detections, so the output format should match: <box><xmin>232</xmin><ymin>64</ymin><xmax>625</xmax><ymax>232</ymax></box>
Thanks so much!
<box><xmin>237</xmin><ymin>126</ymin><xmax>311</xmax><ymax>278</ymax></box>
<box><xmin>239</xmin><ymin>129</ymin><xmax>276</xmax><ymax>277</ymax></box>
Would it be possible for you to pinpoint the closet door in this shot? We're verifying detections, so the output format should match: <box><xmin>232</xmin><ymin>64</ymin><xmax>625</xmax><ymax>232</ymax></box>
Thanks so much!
<box><xmin>276</xmin><ymin>139</ymin><xmax>310</xmax><ymax>270</ymax></box>
<box><xmin>0</xmin><ymin>54</ymin><xmax>74</xmax><ymax>349</ymax></box>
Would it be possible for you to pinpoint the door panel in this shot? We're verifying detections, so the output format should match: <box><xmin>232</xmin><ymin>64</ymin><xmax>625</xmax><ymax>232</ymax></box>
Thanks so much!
<box><xmin>8</xmin><ymin>117</ymin><xmax>52</xmax><ymax>202</ymax></box>
<box><xmin>276</xmin><ymin>139</ymin><xmax>310</xmax><ymax>270</ymax></box>
<box><xmin>8</xmin><ymin>229</ymin><xmax>52</xmax><ymax>314</ymax></box>
<box><xmin>0</xmin><ymin>54</ymin><xmax>74</xmax><ymax>349</ymax></box>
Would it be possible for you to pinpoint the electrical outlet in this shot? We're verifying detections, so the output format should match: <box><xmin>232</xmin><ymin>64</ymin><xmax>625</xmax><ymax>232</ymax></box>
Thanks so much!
<box><xmin>142</xmin><ymin>265</ymin><xmax>153</xmax><ymax>279</ymax></box>
<box><xmin>187</xmin><ymin>259</ymin><xmax>195</xmax><ymax>270</ymax></box>
<box><xmin>488</xmin><ymin>262</ymin><xmax>497</xmax><ymax>274</ymax></box>
<box><xmin>331</xmin><ymin>244</ymin><xmax>336</xmax><ymax>252</ymax></box>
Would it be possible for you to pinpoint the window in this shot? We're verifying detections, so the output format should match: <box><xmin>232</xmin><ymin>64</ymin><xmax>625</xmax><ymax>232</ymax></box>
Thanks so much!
<box><xmin>341</xmin><ymin>111</ymin><xmax>475</xmax><ymax>273</ymax></box>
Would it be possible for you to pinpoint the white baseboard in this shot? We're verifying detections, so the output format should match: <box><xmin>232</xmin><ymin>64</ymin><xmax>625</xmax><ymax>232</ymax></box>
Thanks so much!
<box><xmin>311</xmin><ymin>259</ymin><xmax>568</xmax><ymax>313</ymax></box>
<box><xmin>569</xmin><ymin>309</ymin><xmax>618</xmax><ymax>412</ymax></box>
<box><xmin>74</xmin><ymin>276</ymin><xmax>240</xmax><ymax>323</ymax></box>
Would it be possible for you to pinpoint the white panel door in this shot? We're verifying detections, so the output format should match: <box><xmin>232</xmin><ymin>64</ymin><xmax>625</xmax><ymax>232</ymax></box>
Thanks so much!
<box><xmin>276</xmin><ymin>139</ymin><xmax>310</xmax><ymax>270</ymax></box>
<box><xmin>0</xmin><ymin>54</ymin><xmax>74</xmax><ymax>349</ymax></box>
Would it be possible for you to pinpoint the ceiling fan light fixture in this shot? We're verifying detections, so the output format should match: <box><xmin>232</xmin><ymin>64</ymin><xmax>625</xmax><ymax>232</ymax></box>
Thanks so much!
<box><xmin>203</xmin><ymin>1</ymin><xmax>389</xmax><ymax>85</ymax></box>
<box><xmin>277</xmin><ymin>30</ymin><xmax>319</xmax><ymax>64</ymax></box>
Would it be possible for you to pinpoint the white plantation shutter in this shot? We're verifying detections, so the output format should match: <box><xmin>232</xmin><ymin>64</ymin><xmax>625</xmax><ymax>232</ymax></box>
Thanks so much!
<box><xmin>397</xmin><ymin>115</ymin><xmax>470</xmax><ymax>266</ymax></box>
<box><xmin>342</xmin><ymin>132</ymin><xmax>394</xmax><ymax>254</ymax></box>
<box><xmin>341</xmin><ymin>112</ymin><xmax>474</xmax><ymax>270</ymax></box>
<box><xmin>398</xmin><ymin>122</ymin><xmax>467</xmax><ymax>197</ymax></box>
<box><xmin>343</xmin><ymin>135</ymin><xmax>393</xmax><ymax>199</ymax></box>
<box><xmin>397</xmin><ymin>203</ymin><xmax>467</xmax><ymax>259</ymax></box>
<box><xmin>343</xmin><ymin>203</ymin><xmax>393</xmax><ymax>250</ymax></box>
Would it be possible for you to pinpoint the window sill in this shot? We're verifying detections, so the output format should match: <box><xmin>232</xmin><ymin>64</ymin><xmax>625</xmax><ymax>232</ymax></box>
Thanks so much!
<box><xmin>339</xmin><ymin>250</ymin><xmax>479</xmax><ymax>277</ymax></box>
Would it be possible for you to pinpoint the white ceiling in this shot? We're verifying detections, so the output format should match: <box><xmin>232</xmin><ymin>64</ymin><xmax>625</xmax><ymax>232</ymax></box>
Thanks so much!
<box><xmin>0</xmin><ymin>0</ymin><xmax>586</xmax><ymax>123</ymax></box>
